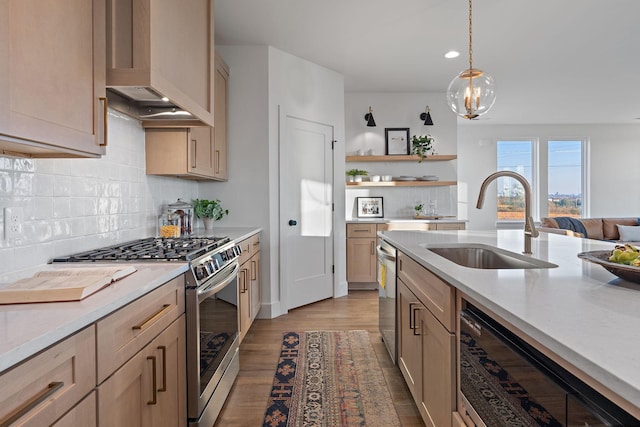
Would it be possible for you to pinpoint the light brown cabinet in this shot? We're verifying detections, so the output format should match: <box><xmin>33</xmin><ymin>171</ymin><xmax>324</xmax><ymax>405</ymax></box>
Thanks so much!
<box><xmin>238</xmin><ymin>233</ymin><xmax>261</xmax><ymax>342</ymax></box>
<box><xmin>397</xmin><ymin>251</ymin><xmax>456</xmax><ymax>427</ymax></box>
<box><xmin>106</xmin><ymin>0</ymin><xmax>215</xmax><ymax>127</ymax></box>
<box><xmin>0</xmin><ymin>327</ymin><xmax>96</xmax><ymax>426</ymax></box>
<box><xmin>0</xmin><ymin>0</ymin><xmax>107</xmax><ymax>158</ymax></box>
<box><xmin>98</xmin><ymin>315</ymin><xmax>186</xmax><ymax>427</ymax></box>
<box><xmin>213</xmin><ymin>54</ymin><xmax>230</xmax><ymax>180</ymax></box>
<box><xmin>96</xmin><ymin>277</ymin><xmax>186</xmax><ymax>426</ymax></box>
<box><xmin>346</xmin><ymin>223</ymin><xmax>378</xmax><ymax>283</ymax></box>
<box><xmin>145</xmin><ymin>127</ymin><xmax>219</xmax><ymax>179</ymax></box>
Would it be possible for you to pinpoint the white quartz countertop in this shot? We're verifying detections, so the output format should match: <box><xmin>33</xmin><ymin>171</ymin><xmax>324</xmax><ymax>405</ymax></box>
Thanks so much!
<box><xmin>347</xmin><ymin>217</ymin><xmax>467</xmax><ymax>224</ymax></box>
<box><xmin>0</xmin><ymin>226</ymin><xmax>262</xmax><ymax>374</ymax></box>
<box><xmin>380</xmin><ymin>229</ymin><xmax>640</xmax><ymax>416</ymax></box>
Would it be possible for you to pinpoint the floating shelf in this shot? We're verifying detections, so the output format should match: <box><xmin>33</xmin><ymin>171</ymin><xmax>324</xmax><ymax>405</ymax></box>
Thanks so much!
<box><xmin>346</xmin><ymin>180</ymin><xmax>457</xmax><ymax>188</ymax></box>
<box><xmin>345</xmin><ymin>154</ymin><xmax>457</xmax><ymax>162</ymax></box>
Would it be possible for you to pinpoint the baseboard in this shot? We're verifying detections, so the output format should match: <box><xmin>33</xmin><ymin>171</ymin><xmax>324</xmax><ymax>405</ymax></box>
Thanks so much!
<box><xmin>348</xmin><ymin>282</ymin><xmax>377</xmax><ymax>291</ymax></box>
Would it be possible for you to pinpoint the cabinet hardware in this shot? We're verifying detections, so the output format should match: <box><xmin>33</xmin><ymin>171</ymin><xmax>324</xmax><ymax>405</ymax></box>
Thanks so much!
<box><xmin>0</xmin><ymin>381</ymin><xmax>64</xmax><ymax>427</ymax></box>
<box><xmin>191</xmin><ymin>138</ymin><xmax>197</xmax><ymax>169</ymax></box>
<box><xmin>410</xmin><ymin>303</ymin><xmax>421</xmax><ymax>336</ymax></box>
<box><xmin>158</xmin><ymin>346</ymin><xmax>167</xmax><ymax>392</ymax></box>
<box><xmin>215</xmin><ymin>150</ymin><xmax>220</xmax><ymax>174</ymax></box>
<box><xmin>370</xmin><ymin>241</ymin><xmax>375</xmax><ymax>255</ymax></box>
<box><xmin>147</xmin><ymin>356</ymin><xmax>157</xmax><ymax>405</ymax></box>
<box><xmin>132</xmin><ymin>304</ymin><xmax>172</xmax><ymax>331</ymax></box>
<box><xmin>240</xmin><ymin>269</ymin><xmax>247</xmax><ymax>293</ymax></box>
<box><xmin>99</xmin><ymin>97</ymin><xmax>108</xmax><ymax>146</ymax></box>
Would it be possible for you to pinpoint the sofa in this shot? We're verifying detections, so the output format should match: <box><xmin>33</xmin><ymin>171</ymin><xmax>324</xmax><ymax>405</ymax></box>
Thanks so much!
<box><xmin>539</xmin><ymin>216</ymin><xmax>640</xmax><ymax>243</ymax></box>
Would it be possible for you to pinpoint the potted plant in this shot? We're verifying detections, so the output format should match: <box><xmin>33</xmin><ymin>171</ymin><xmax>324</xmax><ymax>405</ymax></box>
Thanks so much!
<box><xmin>411</xmin><ymin>135</ymin><xmax>434</xmax><ymax>162</ymax></box>
<box><xmin>346</xmin><ymin>168</ymin><xmax>368</xmax><ymax>182</ymax></box>
<box><xmin>193</xmin><ymin>199</ymin><xmax>229</xmax><ymax>230</ymax></box>
<box><xmin>414</xmin><ymin>202</ymin><xmax>424</xmax><ymax>218</ymax></box>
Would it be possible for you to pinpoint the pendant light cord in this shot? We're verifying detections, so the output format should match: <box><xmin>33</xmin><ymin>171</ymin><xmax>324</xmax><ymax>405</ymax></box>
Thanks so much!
<box><xmin>468</xmin><ymin>0</ymin><xmax>473</xmax><ymax>71</ymax></box>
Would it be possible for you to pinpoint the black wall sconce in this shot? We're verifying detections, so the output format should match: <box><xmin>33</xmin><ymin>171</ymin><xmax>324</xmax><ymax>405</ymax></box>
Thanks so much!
<box><xmin>420</xmin><ymin>105</ymin><xmax>434</xmax><ymax>126</ymax></box>
<box><xmin>364</xmin><ymin>106</ymin><xmax>376</xmax><ymax>127</ymax></box>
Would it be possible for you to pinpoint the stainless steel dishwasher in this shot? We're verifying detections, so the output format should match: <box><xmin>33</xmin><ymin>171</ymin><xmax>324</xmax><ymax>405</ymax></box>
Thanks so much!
<box><xmin>377</xmin><ymin>239</ymin><xmax>397</xmax><ymax>364</ymax></box>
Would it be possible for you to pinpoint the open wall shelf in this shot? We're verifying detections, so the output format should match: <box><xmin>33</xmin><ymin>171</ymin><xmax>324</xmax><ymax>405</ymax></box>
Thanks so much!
<box><xmin>345</xmin><ymin>154</ymin><xmax>457</xmax><ymax>162</ymax></box>
<box><xmin>346</xmin><ymin>180</ymin><xmax>457</xmax><ymax>188</ymax></box>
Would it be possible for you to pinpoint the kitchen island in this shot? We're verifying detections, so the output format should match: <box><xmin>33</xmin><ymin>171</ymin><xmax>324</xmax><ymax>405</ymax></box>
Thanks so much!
<box><xmin>381</xmin><ymin>229</ymin><xmax>640</xmax><ymax>421</ymax></box>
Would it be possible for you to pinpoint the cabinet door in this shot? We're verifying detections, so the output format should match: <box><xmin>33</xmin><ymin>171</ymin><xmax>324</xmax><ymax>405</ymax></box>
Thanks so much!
<box><xmin>420</xmin><ymin>304</ymin><xmax>455</xmax><ymax>427</ymax></box>
<box><xmin>250</xmin><ymin>251</ymin><xmax>261</xmax><ymax>321</ymax></box>
<box><xmin>98</xmin><ymin>315</ymin><xmax>186</xmax><ymax>427</ymax></box>
<box><xmin>397</xmin><ymin>279</ymin><xmax>423</xmax><ymax>403</ymax></box>
<box><xmin>213</xmin><ymin>55</ymin><xmax>229</xmax><ymax>181</ymax></box>
<box><xmin>189</xmin><ymin>126</ymin><xmax>215</xmax><ymax>177</ymax></box>
<box><xmin>0</xmin><ymin>0</ymin><xmax>106</xmax><ymax>157</ymax></box>
<box><xmin>52</xmin><ymin>391</ymin><xmax>96</xmax><ymax>427</ymax></box>
<box><xmin>238</xmin><ymin>265</ymin><xmax>251</xmax><ymax>342</ymax></box>
<box><xmin>346</xmin><ymin>237</ymin><xmax>377</xmax><ymax>282</ymax></box>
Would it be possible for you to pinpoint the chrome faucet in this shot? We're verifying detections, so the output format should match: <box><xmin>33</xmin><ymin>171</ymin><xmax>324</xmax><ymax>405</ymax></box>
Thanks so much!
<box><xmin>476</xmin><ymin>171</ymin><xmax>539</xmax><ymax>254</ymax></box>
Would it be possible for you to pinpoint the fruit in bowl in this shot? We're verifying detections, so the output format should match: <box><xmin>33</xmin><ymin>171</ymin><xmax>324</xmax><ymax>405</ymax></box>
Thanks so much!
<box><xmin>609</xmin><ymin>244</ymin><xmax>640</xmax><ymax>266</ymax></box>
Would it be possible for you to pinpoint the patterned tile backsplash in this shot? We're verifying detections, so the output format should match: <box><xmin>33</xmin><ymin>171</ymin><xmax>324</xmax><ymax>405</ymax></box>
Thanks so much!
<box><xmin>0</xmin><ymin>110</ymin><xmax>199</xmax><ymax>282</ymax></box>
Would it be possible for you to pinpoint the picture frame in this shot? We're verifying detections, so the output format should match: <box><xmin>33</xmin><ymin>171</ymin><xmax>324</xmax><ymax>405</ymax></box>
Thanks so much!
<box><xmin>356</xmin><ymin>197</ymin><xmax>384</xmax><ymax>218</ymax></box>
<box><xmin>384</xmin><ymin>128</ymin><xmax>410</xmax><ymax>155</ymax></box>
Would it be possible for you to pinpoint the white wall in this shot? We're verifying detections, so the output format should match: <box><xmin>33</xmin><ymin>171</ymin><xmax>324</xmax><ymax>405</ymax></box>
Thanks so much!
<box><xmin>208</xmin><ymin>46</ymin><xmax>345</xmax><ymax>318</ymax></box>
<box><xmin>458</xmin><ymin>123</ymin><xmax>640</xmax><ymax>230</ymax></box>
<box><xmin>0</xmin><ymin>110</ymin><xmax>199</xmax><ymax>283</ymax></box>
<box><xmin>344</xmin><ymin>92</ymin><xmax>458</xmax><ymax>218</ymax></box>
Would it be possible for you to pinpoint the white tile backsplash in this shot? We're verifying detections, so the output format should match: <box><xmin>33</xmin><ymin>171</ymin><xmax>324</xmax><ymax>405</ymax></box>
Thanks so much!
<box><xmin>0</xmin><ymin>109</ymin><xmax>199</xmax><ymax>283</ymax></box>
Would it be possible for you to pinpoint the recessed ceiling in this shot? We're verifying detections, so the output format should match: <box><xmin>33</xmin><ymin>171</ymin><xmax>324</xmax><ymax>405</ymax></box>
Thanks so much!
<box><xmin>215</xmin><ymin>0</ymin><xmax>640</xmax><ymax>125</ymax></box>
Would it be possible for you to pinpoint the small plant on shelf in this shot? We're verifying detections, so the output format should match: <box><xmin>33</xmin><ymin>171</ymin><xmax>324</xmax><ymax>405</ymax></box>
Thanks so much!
<box><xmin>414</xmin><ymin>202</ymin><xmax>424</xmax><ymax>217</ymax></box>
<box><xmin>411</xmin><ymin>134</ymin><xmax>434</xmax><ymax>162</ymax></box>
<box><xmin>346</xmin><ymin>169</ymin><xmax>368</xmax><ymax>182</ymax></box>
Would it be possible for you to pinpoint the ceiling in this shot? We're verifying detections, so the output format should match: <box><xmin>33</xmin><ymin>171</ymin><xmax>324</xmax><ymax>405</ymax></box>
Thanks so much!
<box><xmin>214</xmin><ymin>0</ymin><xmax>640</xmax><ymax>125</ymax></box>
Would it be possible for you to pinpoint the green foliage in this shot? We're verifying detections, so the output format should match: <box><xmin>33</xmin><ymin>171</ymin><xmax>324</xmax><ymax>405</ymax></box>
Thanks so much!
<box><xmin>346</xmin><ymin>168</ymin><xmax>368</xmax><ymax>176</ymax></box>
<box><xmin>193</xmin><ymin>199</ymin><xmax>229</xmax><ymax>220</ymax></box>
<box><xmin>411</xmin><ymin>135</ymin><xmax>434</xmax><ymax>162</ymax></box>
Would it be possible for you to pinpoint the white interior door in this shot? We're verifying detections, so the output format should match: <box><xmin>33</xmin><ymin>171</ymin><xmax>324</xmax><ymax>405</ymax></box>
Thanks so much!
<box><xmin>281</xmin><ymin>114</ymin><xmax>334</xmax><ymax>310</ymax></box>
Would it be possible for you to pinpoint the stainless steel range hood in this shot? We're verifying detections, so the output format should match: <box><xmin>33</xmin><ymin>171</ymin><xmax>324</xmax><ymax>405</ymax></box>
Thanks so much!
<box><xmin>106</xmin><ymin>87</ymin><xmax>209</xmax><ymax>129</ymax></box>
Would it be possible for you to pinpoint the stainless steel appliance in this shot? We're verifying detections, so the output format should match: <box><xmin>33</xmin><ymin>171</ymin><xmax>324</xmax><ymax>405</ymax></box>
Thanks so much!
<box><xmin>52</xmin><ymin>236</ymin><xmax>241</xmax><ymax>426</ymax></box>
<box><xmin>460</xmin><ymin>300</ymin><xmax>640</xmax><ymax>426</ymax></box>
<box><xmin>377</xmin><ymin>239</ymin><xmax>397</xmax><ymax>363</ymax></box>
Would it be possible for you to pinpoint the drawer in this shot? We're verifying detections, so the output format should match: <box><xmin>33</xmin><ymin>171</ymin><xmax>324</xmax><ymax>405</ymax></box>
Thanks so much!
<box><xmin>250</xmin><ymin>233</ymin><xmax>261</xmax><ymax>254</ymax></box>
<box><xmin>238</xmin><ymin>232</ymin><xmax>261</xmax><ymax>265</ymax></box>
<box><xmin>398</xmin><ymin>252</ymin><xmax>455</xmax><ymax>332</ymax></box>
<box><xmin>377</xmin><ymin>223</ymin><xmax>435</xmax><ymax>231</ymax></box>
<box><xmin>435</xmin><ymin>223</ymin><xmax>465</xmax><ymax>230</ymax></box>
<box><xmin>347</xmin><ymin>223</ymin><xmax>377</xmax><ymax>238</ymax></box>
<box><xmin>0</xmin><ymin>327</ymin><xmax>96</xmax><ymax>427</ymax></box>
<box><xmin>96</xmin><ymin>276</ymin><xmax>185</xmax><ymax>383</ymax></box>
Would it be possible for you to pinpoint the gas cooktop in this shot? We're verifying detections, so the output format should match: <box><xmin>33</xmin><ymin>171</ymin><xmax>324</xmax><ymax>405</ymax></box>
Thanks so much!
<box><xmin>51</xmin><ymin>236</ymin><xmax>230</xmax><ymax>263</ymax></box>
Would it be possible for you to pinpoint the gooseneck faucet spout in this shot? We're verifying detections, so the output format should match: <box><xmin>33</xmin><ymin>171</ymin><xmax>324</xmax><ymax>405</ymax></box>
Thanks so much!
<box><xmin>476</xmin><ymin>171</ymin><xmax>539</xmax><ymax>255</ymax></box>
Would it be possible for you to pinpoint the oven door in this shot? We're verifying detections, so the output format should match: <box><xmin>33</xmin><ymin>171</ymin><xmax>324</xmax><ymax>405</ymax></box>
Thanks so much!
<box><xmin>186</xmin><ymin>261</ymin><xmax>240</xmax><ymax>425</ymax></box>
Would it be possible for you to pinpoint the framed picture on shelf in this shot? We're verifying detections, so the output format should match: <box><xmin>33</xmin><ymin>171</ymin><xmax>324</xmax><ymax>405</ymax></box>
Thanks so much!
<box><xmin>385</xmin><ymin>128</ymin><xmax>410</xmax><ymax>155</ymax></box>
<box><xmin>356</xmin><ymin>197</ymin><xmax>384</xmax><ymax>218</ymax></box>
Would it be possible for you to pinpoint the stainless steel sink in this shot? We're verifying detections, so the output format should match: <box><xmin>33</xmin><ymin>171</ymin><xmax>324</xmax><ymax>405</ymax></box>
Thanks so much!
<box><xmin>422</xmin><ymin>243</ymin><xmax>558</xmax><ymax>269</ymax></box>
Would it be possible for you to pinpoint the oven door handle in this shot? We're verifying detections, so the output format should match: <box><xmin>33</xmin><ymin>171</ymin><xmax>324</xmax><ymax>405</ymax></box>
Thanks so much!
<box><xmin>197</xmin><ymin>261</ymin><xmax>240</xmax><ymax>301</ymax></box>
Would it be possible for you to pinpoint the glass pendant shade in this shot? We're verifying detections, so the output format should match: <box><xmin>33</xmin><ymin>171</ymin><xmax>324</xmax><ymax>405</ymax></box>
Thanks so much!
<box><xmin>446</xmin><ymin>68</ymin><xmax>496</xmax><ymax>119</ymax></box>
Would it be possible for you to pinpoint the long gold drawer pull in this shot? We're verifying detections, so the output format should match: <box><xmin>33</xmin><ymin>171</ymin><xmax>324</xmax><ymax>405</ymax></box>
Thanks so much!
<box><xmin>215</xmin><ymin>149</ymin><xmax>220</xmax><ymax>174</ymax></box>
<box><xmin>132</xmin><ymin>304</ymin><xmax>172</xmax><ymax>331</ymax></box>
<box><xmin>191</xmin><ymin>138</ymin><xmax>197</xmax><ymax>169</ymax></box>
<box><xmin>158</xmin><ymin>346</ymin><xmax>167</xmax><ymax>392</ymax></box>
<box><xmin>0</xmin><ymin>381</ymin><xmax>64</xmax><ymax>427</ymax></box>
<box><xmin>147</xmin><ymin>356</ymin><xmax>157</xmax><ymax>405</ymax></box>
<box><xmin>99</xmin><ymin>96</ymin><xmax>108</xmax><ymax>146</ymax></box>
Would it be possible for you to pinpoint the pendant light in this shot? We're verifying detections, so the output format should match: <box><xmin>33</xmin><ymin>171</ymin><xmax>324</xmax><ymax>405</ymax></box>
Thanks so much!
<box><xmin>446</xmin><ymin>0</ymin><xmax>496</xmax><ymax>119</ymax></box>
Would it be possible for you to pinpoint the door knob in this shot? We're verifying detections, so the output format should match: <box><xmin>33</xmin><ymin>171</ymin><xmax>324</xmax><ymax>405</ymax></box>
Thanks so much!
<box><xmin>288</xmin><ymin>220</ymin><xmax>297</xmax><ymax>226</ymax></box>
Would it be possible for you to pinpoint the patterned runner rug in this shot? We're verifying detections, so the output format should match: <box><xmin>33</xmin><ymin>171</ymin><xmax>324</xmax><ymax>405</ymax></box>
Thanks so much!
<box><xmin>262</xmin><ymin>330</ymin><xmax>401</xmax><ymax>427</ymax></box>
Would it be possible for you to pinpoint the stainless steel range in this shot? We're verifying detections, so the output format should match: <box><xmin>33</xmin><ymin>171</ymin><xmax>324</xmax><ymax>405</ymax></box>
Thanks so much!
<box><xmin>53</xmin><ymin>236</ymin><xmax>242</xmax><ymax>426</ymax></box>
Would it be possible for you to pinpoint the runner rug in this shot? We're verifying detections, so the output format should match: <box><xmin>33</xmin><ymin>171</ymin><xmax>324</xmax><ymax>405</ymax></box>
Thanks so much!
<box><xmin>262</xmin><ymin>330</ymin><xmax>401</xmax><ymax>427</ymax></box>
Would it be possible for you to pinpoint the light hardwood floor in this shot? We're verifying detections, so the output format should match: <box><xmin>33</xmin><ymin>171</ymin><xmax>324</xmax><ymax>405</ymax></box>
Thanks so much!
<box><xmin>213</xmin><ymin>290</ymin><xmax>424</xmax><ymax>426</ymax></box>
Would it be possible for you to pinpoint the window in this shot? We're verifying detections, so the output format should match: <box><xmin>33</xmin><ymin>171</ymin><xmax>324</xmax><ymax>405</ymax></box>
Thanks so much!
<box><xmin>547</xmin><ymin>140</ymin><xmax>583</xmax><ymax>218</ymax></box>
<box><xmin>496</xmin><ymin>140</ymin><xmax>533</xmax><ymax>221</ymax></box>
<box><xmin>496</xmin><ymin>139</ymin><xmax>585</xmax><ymax>222</ymax></box>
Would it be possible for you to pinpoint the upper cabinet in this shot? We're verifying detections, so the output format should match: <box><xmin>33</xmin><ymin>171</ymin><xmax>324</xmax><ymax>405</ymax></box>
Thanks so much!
<box><xmin>106</xmin><ymin>0</ymin><xmax>215</xmax><ymax>128</ymax></box>
<box><xmin>0</xmin><ymin>0</ymin><xmax>107</xmax><ymax>158</ymax></box>
<box><xmin>213</xmin><ymin>54</ymin><xmax>229</xmax><ymax>180</ymax></box>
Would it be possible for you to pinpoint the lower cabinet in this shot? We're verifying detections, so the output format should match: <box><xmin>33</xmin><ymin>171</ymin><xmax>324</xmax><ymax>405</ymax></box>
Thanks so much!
<box><xmin>98</xmin><ymin>315</ymin><xmax>186</xmax><ymax>427</ymax></box>
<box><xmin>53</xmin><ymin>391</ymin><xmax>97</xmax><ymax>427</ymax></box>
<box><xmin>397</xmin><ymin>251</ymin><xmax>456</xmax><ymax>427</ymax></box>
<box><xmin>238</xmin><ymin>232</ymin><xmax>261</xmax><ymax>342</ymax></box>
<box><xmin>346</xmin><ymin>223</ymin><xmax>377</xmax><ymax>283</ymax></box>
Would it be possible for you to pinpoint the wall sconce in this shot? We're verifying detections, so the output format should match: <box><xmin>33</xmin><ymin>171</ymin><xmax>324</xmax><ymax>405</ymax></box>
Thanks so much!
<box><xmin>419</xmin><ymin>106</ymin><xmax>434</xmax><ymax>126</ymax></box>
<box><xmin>364</xmin><ymin>106</ymin><xmax>376</xmax><ymax>127</ymax></box>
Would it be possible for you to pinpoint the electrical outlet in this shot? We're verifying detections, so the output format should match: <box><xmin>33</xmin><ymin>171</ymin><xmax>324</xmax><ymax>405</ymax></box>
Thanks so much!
<box><xmin>4</xmin><ymin>207</ymin><xmax>24</xmax><ymax>240</ymax></box>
